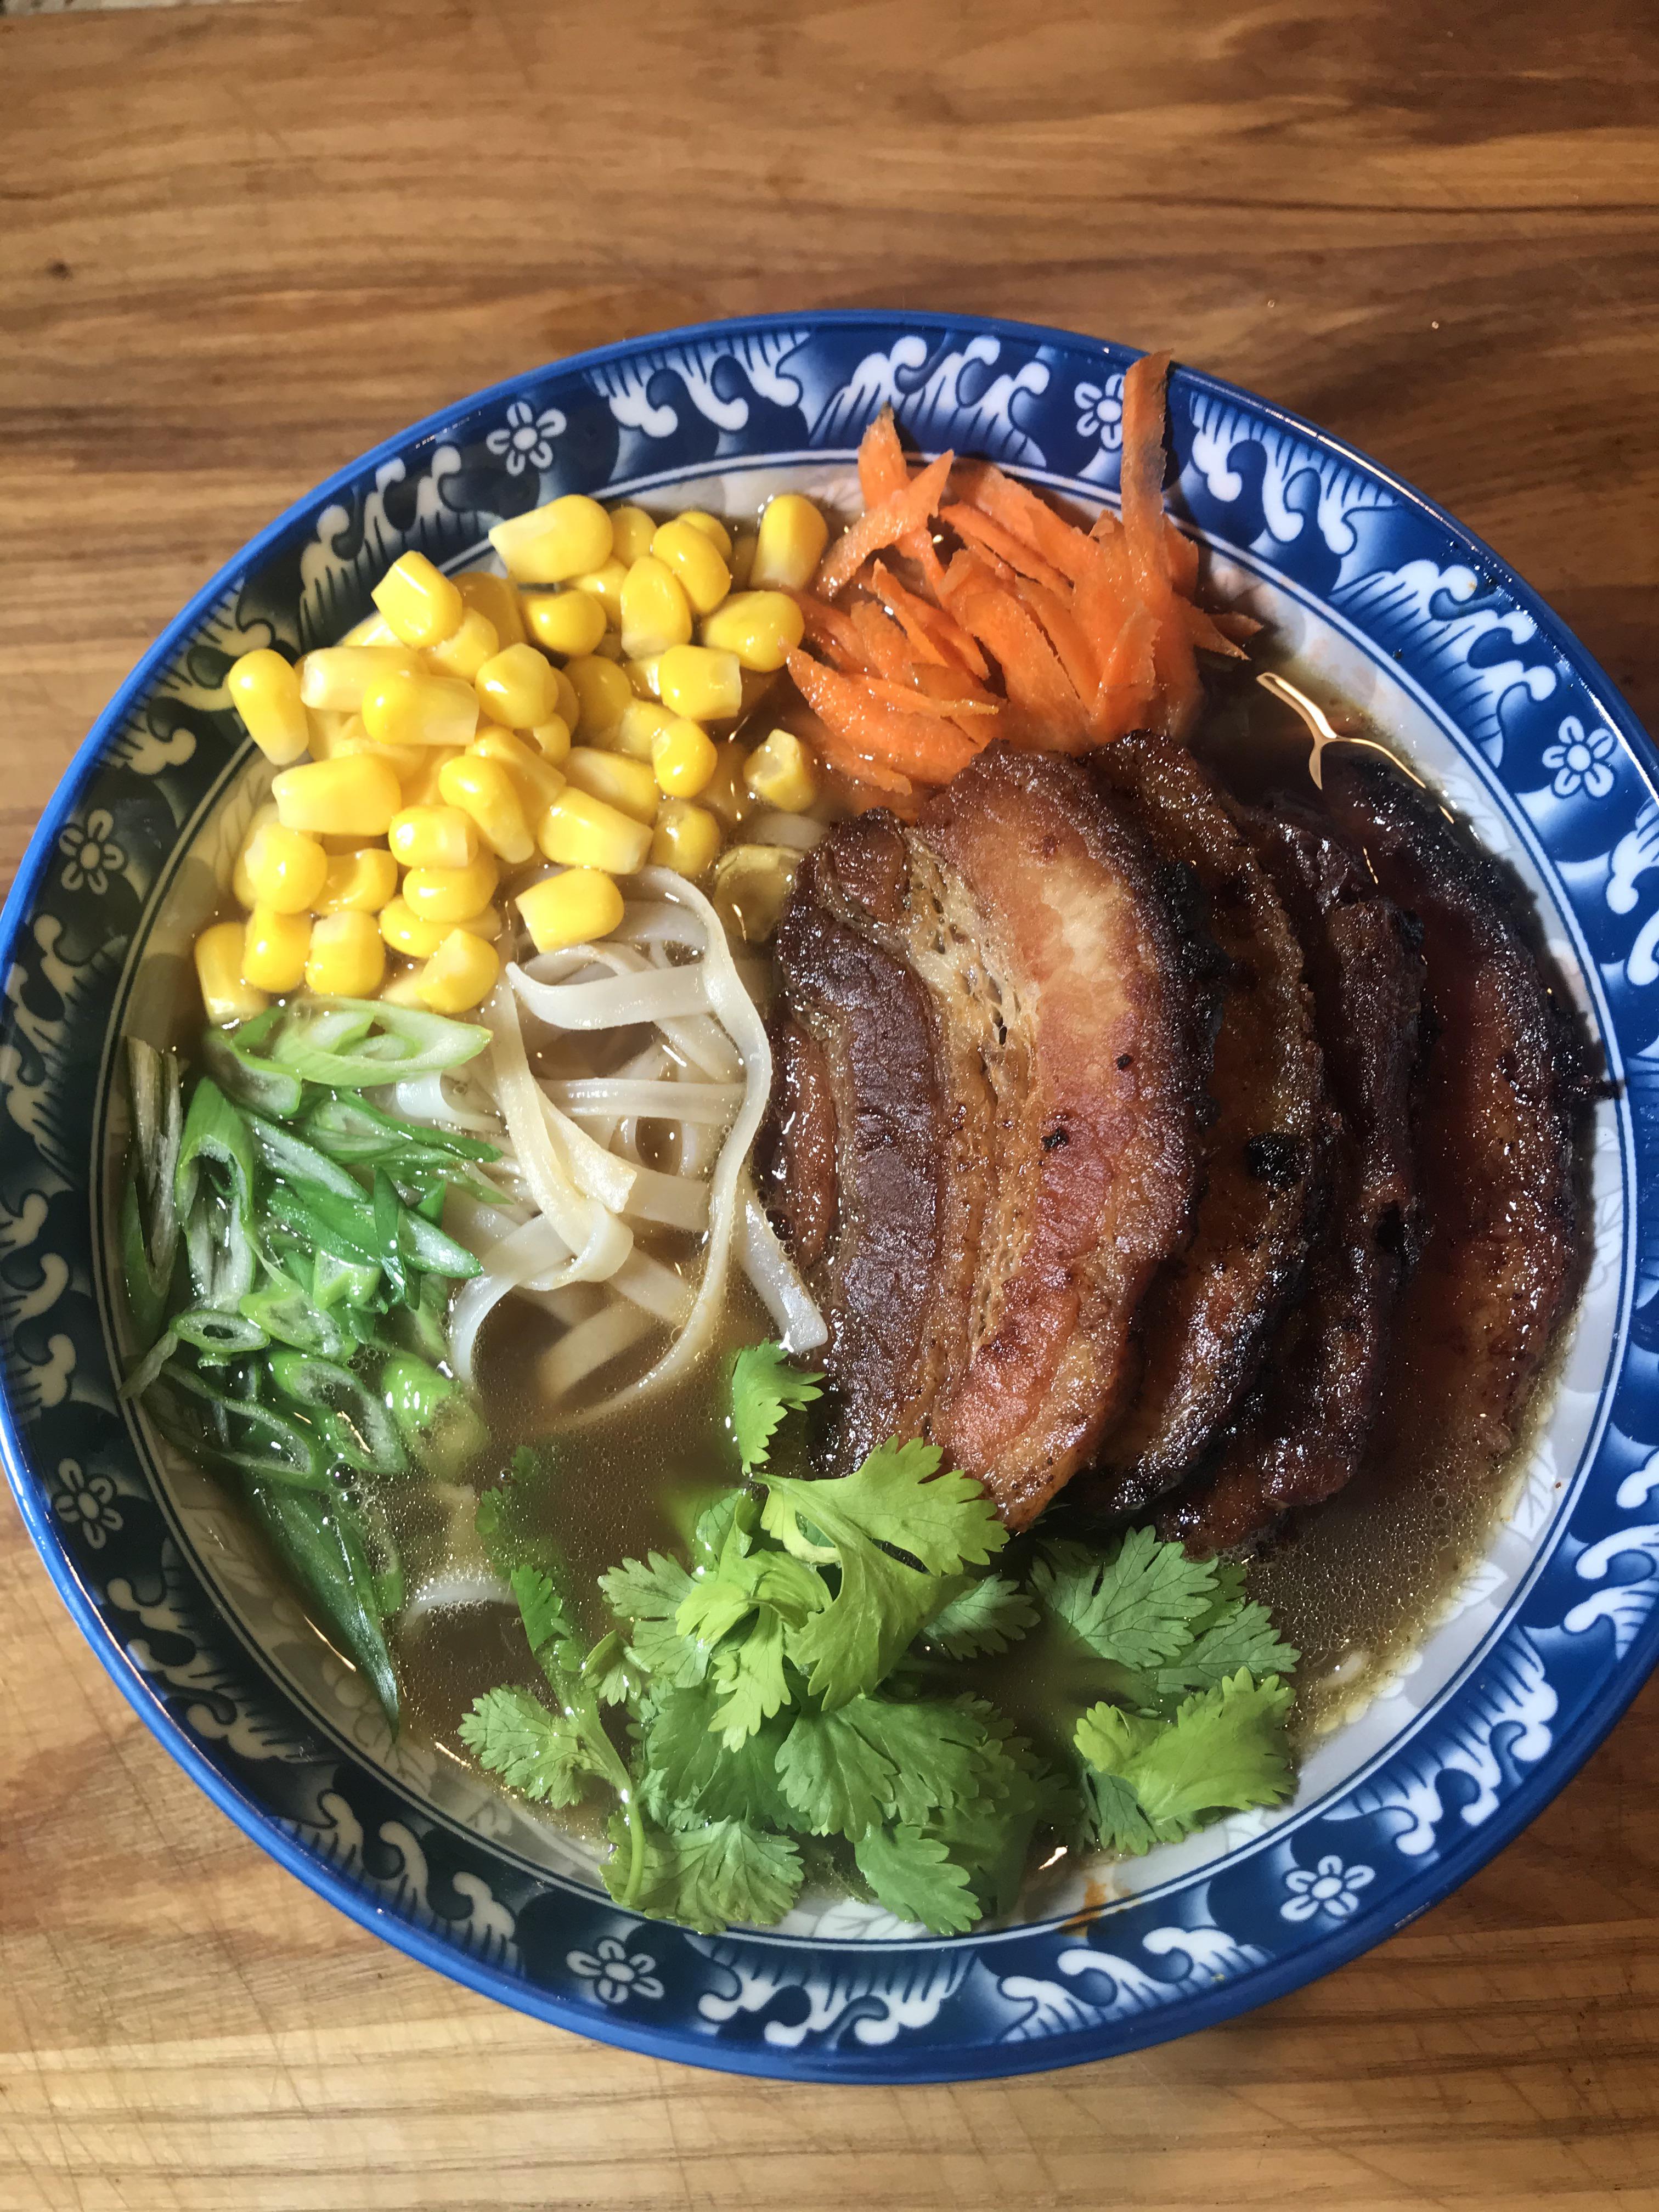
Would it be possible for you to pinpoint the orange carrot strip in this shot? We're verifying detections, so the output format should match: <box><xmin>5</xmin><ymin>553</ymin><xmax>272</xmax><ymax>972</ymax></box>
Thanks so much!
<box><xmin>909</xmin><ymin>661</ymin><xmax>1001</xmax><ymax>712</ymax></box>
<box><xmin>1120</xmin><ymin>349</ymin><xmax>1177</xmax><ymax>596</ymax></box>
<box><xmin>939</xmin><ymin>553</ymin><xmax>1089</xmax><ymax>748</ymax></box>
<box><xmin>868</xmin><ymin>559</ymin><xmax>990</xmax><ymax>679</ymax></box>
<box><xmin>1012</xmin><ymin>576</ymin><xmax>1102</xmax><ymax>707</ymax></box>
<box><xmin>816</xmin><ymin>450</ymin><xmax>954</xmax><ymax>599</ymax></box>
<box><xmin>1166</xmin><ymin>518</ymin><xmax>1200</xmax><ymax>596</ymax></box>
<box><xmin>952</xmin><ymin>460</ymin><xmax>1098</xmax><ymax>584</ymax></box>
<box><xmin>849</xmin><ymin>600</ymin><xmax>917</xmax><ymax>682</ymax></box>
<box><xmin>939</xmin><ymin>503</ymin><xmax>1071</xmax><ymax>596</ymax></box>
<box><xmin>792</xmin><ymin>592</ymin><xmax>873</xmax><ymax>674</ymax></box>
<box><xmin>863</xmin><ymin>676</ymin><xmax>998</xmax><ymax>722</ymax></box>
<box><xmin>857</xmin><ymin>407</ymin><xmax>911</xmax><ymax>509</ymax></box>
<box><xmin>1181</xmin><ymin>596</ymin><xmax>1248</xmax><ymax>659</ymax></box>
<box><xmin>786</xmin><ymin>651</ymin><xmax>980</xmax><ymax>783</ymax></box>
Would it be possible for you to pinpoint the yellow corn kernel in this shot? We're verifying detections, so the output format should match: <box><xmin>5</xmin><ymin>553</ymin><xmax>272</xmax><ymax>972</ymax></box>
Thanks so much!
<box><xmin>651</xmin><ymin>517</ymin><xmax>731</xmax><ymax>616</ymax></box>
<box><xmin>625</xmin><ymin>656</ymin><xmax>662</xmax><ymax>701</ymax></box>
<box><xmin>226</xmin><ymin>650</ymin><xmax>310</xmax><ymax>766</ymax></box>
<box><xmin>728</xmin><ymin>530</ymin><xmax>757</xmax><ymax>590</ymax></box>
<box><xmin>340</xmin><ymin>610</ymin><xmax>402</xmax><ymax>648</ymax></box>
<box><xmin>306</xmin><ymin>715</ymin><xmax>428</xmax><ymax>787</ymax></box>
<box><xmin>563</xmin><ymin>653</ymin><xmax>634</xmax><ymax>740</ymax></box>
<box><xmin>241</xmin><ymin>905</ymin><xmax>312</xmax><ymax>994</ymax></box>
<box><xmin>379</xmin><ymin>965</ymin><xmax>428</xmax><ymax>1007</ymax></box>
<box><xmin>242</xmin><ymin>820</ymin><xmax>329</xmax><ymax>913</ymax></box>
<box><xmin>677</xmin><ymin>509</ymin><xmax>733</xmax><ymax>560</ymax></box>
<box><xmin>316</xmin><ymin>847</ymin><xmax>399</xmax><ymax>915</ymax></box>
<box><xmin>297</xmin><ymin>645</ymin><xmax>422</xmax><ymax>713</ymax></box>
<box><xmin>475</xmin><ymin>642</ymin><xmax>558</xmax><ymax>730</ymax></box>
<box><xmin>650</xmin><ymin>799</ymin><xmax>724</xmax><ymax>879</ymax></box>
<box><xmin>619</xmin><ymin>556</ymin><xmax>694</xmax><ymax>660</ymax></box>
<box><xmin>743</xmin><ymin>728</ymin><xmax>821</xmax><ymax>812</ymax></box>
<box><xmin>698</xmin><ymin>741</ymin><xmax>757</xmax><ymax>832</ymax></box>
<box><xmin>712</xmin><ymin>843</ymin><xmax>801</xmax><ymax>944</ymax></box>
<box><xmin>752</xmin><ymin>493</ymin><xmax>830</xmax><ymax>590</ymax></box>
<box><xmin>362</xmin><ymin>665</ymin><xmax>479</xmax><ymax>749</ymax></box>
<box><xmin>651</xmin><ymin>717</ymin><xmax>718</xmax><ymax>798</ymax></box>
<box><xmin>371</xmin><ymin>550</ymin><xmax>464</xmax><ymax>651</ymax></box>
<box><xmin>422</xmin><ymin>606</ymin><xmax>499</xmax><ymax>683</ymax></box>
<box><xmin>521</xmin><ymin>588</ymin><xmax>608</xmax><ymax>661</ymax></box>
<box><xmin>402</xmin><ymin>852</ymin><xmax>500</xmax><ymax>923</ymax></box>
<box><xmin>393</xmin><ymin>746</ymin><xmax>461</xmax><ymax>810</ymax></box>
<box><xmin>658</xmin><ymin>644</ymin><xmax>742</xmax><ymax>722</ymax></box>
<box><xmin>537</xmin><ymin>788</ymin><xmax>652</xmax><ymax>874</ymax></box>
<box><xmin>306</xmin><ymin>910</ymin><xmax>386</xmax><ymax>998</ymax></box>
<box><xmin>563</xmin><ymin>747</ymin><xmax>659</xmax><ymax>825</ymax></box>
<box><xmin>607</xmin><ymin>505</ymin><xmax>657</xmax><ymax>566</ymax></box>
<box><xmin>517</xmin><ymin>868</ymin><xmax>625</xmax><ymax>953</ymax></box>
<box><xmin>527</xmin><ymin>714</ymin><xmax>572</xmax><ymax>767</ymax></box>
<box><xmin>379</xmin><ymin>896</ymin><xmax>445</xmax><ymax>960</ymax></box>
<box><xmin>547</xmin><ymin>667</ymin><xmax>580</xmax><ymax>729</ymax></box>
<box><xmin>489</xmin><ymin>494</ymin><xmax>613</xmax><ymax>583</ymax></box>
<box><xmin>590</xmin><ymin>629</ymin><xmax>624</xmax><ymax>662</ymax></box>
<box><xmin>699</xmin><ymin>590</ymin><xmax>806</xmax><ymax>674</ymax></box>
<box><xmin>438</xmin><ymin>754</ymin><xmax>534</xmax><ymax>864</ymax></box>
<box><xmin>456</xmin><ymin>570</ymin><xmax>526</xmax><ymax>648</ymax></box>
<box><xmin>232</xmin><ymin>803</ymin><xmax>278</xmax><ymax>908</ymax></box>
<box><xmin>415</xmin><ymin>928</ymin><xmax>501</xmax><ymax>1014</ymax></box>
<box><xmin>612</xmin><ymin>698</ymin><xmax>675</xmax><ymax>760</ymax></box>
<box><xmin>390</xmin><ymin>805</ymin><xmax>481</xmax><ymax>871</ymax></box>
<box><xmin>569</xmin><ymin>557</ymin><xmax>627</xmax><ymax>627</ymax></box>
<box><xmin>195</xmin><ymin>920</ymin><xmax>269</xmax><ymax>1025</ymax></box>
<box><xmin>470</xmin><ymin>726</ymin><xmax>567</xmax><ymax>817</ymax></box>
<box><xmin>272</xmin><ymin>755</ymin><xmax>402</xmax><ymax>839</ymax></box>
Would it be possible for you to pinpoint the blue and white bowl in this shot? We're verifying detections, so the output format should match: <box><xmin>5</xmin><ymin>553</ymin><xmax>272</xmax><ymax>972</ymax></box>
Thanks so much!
<box><xmin>4</xmin><ymin>311</ymin><xmax>1656</xmax><ymax>2082</ymax></box>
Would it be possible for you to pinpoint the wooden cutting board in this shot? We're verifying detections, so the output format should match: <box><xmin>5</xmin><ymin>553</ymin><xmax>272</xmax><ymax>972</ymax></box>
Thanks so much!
<box><xmin>2</xmin><ymin>0</ymin><xmax>1657</xmax><ymax>2204</ymax></box>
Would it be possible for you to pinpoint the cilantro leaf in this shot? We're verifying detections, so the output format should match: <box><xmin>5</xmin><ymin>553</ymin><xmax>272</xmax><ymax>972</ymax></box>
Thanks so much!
<box><xmin>853</xmin><ymin>1825</ymin><xmax>979</xmax><ymax>1935</ymax></box>
<box><xmin>638</xmin><ymin>1685</ymin><xmax>795</xmax><ymax>1831</ymax></box>
<box><xmin>730</xmin><ymin>1342</ymin><xmax>822</xmax><ymax>1474</ymax></box>
<box><xmin>1033</xmin><ymin>1528</ymin><xmax>1218</xmax><ymax>1668</ymax></box>
<box><xmin>775</xmin><ymin>1696</ymin><xmax>995</xmax><ymax>1838</ymax></box>
<box><xmin>604</xmin><ymin>1812</ymin><xmax>803</xmax><ymax>1933</ymax></box>
<box><xmin>1081</xmin><ymin>1768</ymin><xmax>1161</xmax><ymax>1857</ymax></box>
<box><xmin>673</xmin><ymin>1521</ymin><xmax>825</xmax><ymax>1747</ymax></box>
<box><xmin>1155</xmin><ymin>1598</ymin><xmax>1299</xmax><ymax>1699</ymax></box>
<box><xmin>762</xmin><ymin>1440</ymin><xmax>1007</xmax><ymax>1707</ymax></box>
<box><xmin>510</xmin><ymin>1562</ymin><xmax>574</xmax><ymax>1662</ymax></box>
<box><xmin>1074</xmin><ymin>1668</ymin><xmax>1296</xmax><ymax>1850</ymax></box>
<box><xmin>706</xmin><ymin>1607</ymin><xmax>793</xmax><ymax>1747</ymax></box>
<box><xmin>599</xmin><ymin>1551</ymin><xmax>707</xmax><ymax>1685</ymax></box>
<box><xmin>457</xmin><ymin>1686</ymin><xmax>595</xmax><ymax>1808</ymax></box>
<box><xmin>918</xmin><ymin>1572</ymin><xmax>1039</xmax><ymax>1659</ymax></box>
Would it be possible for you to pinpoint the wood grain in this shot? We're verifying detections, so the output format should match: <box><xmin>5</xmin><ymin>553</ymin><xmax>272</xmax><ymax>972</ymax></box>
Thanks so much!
<box><xmin>2</xmin><ymin>0</ymin><xmax>1657</xmax><ymax>2204</ymax></box>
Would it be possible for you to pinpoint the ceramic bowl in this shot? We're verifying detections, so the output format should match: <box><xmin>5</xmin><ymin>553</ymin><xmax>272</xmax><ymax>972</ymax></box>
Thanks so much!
<box><xmin>4</xmin><ymin>312</ymin><xmax>1656</xmax><ymax>2082</ymax></box>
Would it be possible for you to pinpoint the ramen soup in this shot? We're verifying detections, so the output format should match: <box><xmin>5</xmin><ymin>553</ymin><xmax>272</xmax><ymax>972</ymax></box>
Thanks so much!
<box><xmin>119</xmin><ymin>356</ymin><xmax>1593</xmax><ymax>1937</ymax></box>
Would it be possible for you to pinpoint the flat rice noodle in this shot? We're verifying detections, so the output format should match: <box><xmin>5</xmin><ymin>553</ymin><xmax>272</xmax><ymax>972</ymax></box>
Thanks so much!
<box><xmin>936</xmin><ymin>552</ymin><xmax>1089</xmax><ymax>748</ymax></box>
<box><xmin>786</xmin><ymin>649</ymin><xmax>979</xmax><ymax>785</ymax></box>
<box><xmin>1012</xmin><ymin>574</ymin><xmax>1102</xmax><ymax>705</ymax></box>
<box><xmin>793</xmin><ymin>592</ymin><xmax>872</xmax><ymax>674</ymax></box>
<box><xmin>849</xmin><ymin>600</ymin><xmax>918</xmax><ymax>681</ymax></box>
<box><xmin>951</xmin><ymin>460</ymin><xmax>1097</xmax><ymax>583</ymax></box>
<box><xmin>816</xmin><ymin>450</ymin><xmax>954</xmax><ymax>599</ymax></box>
<box><xmin>938</xmin><ymin>502</ymin><xmax>1071</xmax><ymax>596</ymax></box>
<box><xmin>868</xmin><ymin>560</ymin><xmax>990</xmax><ymax>679</ymax></box>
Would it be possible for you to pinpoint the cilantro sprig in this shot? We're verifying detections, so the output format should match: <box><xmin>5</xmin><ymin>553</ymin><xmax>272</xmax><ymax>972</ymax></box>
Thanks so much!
<box><xmin>458</xmin><ymin>1345</ymin><xmax>1302</xmax><ymax>1937</ymax></box>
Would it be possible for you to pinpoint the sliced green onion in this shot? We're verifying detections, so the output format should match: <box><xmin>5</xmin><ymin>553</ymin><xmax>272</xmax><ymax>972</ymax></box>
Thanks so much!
<box><xmin>302</xmin><ymin>1092</ymin><xmax>500</xmax><ymax>1166</ymax></box>
<box><xmin>313</xmin><ymin>1250</ymin><xmax>383</xmax><ymax>1311</ymax></box>
<box><xmin>263</xmin><ymin>998</ymin><xmax>490</xmax><ymax>1088</ymax></box>
<box><xmin>381</xmin><ymin>1352</ymin><xmax>489</xmax><ymax>1482</ymax></box>
<box><xmin>173</xmin><ymin>1308</ymin><xmax>270</xmax><ymax>1362</ymax></box>
<box><xmin>156</xmin><ymin>1361</ymin><xmax>327</xmax><ymax>1489</ymax></box>
<box><xmin>239</xmin><ymin>1278</ymin><xmax>350</xmax><ymax>1360</ymax></box>
<box><xmin>122</xmin><ymin>1039</ymin><xmax>184</xmax><ymax>1348</ymax></box>
<box><xmin>268</xmin><ymin>1350</ymin><xmax>408</xmax><ymax>1477</ymax></box>
<box><xmin>246</xmin><ymin>1113</ymin><xmax>365</xmax><ymax>1201</ymax></box>
<box><xmin>242</xmin><ymin>1481</ymin><xmax>400</xmax><ymax>1728</ymax></box>
<box><xmin>202</xmin><ymin>1016</ymin><xmax>305</xmax><ymax>1118</ymax></box>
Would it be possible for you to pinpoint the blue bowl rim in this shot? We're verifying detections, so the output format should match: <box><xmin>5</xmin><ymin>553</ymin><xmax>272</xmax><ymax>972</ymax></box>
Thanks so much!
<box><xmin>2</xmin><ymin>306</ymin><xmax>1655</xmax><ymax>2084</ymax></box>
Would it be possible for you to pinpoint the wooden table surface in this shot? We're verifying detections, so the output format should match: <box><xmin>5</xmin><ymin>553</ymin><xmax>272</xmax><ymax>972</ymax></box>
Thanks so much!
<box><xmin>3</xmin><ymin>1</ymin><xmax>1658</xmax><ymax>2204</ymax></box>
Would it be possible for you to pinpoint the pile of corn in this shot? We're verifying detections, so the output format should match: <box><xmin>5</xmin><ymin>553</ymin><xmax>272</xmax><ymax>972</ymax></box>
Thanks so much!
<box><xmin>198</xmin><ymin>489</ymin><xmax>832</xmax><ymax>1025</ymax></box>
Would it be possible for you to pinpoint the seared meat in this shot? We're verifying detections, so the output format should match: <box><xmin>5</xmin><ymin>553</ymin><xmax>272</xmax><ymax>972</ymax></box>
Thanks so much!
<box><xmin>1082</xmin><ymin>736</ymin><xmax>1331</xmax><ymax>1512</ymax></box>
<box><xmin>1320</xmin><ymin>755</ymin><xmax>1590</xmax><ymax>1487</ymax></box>
<box><xmin>762</xmin><ymin>744</ymin><xmax>1210</xmax><ymax>1527</ymax></box>
<box><xmin>1160</xmin><ymin>804</ymin><xmax>1425</xmax><ymax>1555</ymax></box>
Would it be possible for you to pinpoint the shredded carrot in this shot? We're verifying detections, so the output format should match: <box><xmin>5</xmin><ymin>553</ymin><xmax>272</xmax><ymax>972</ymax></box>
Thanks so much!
<box><xmin>1118</xmin><ymin>350</ymin><xmax>1202</xmax><ymax>735</ymax></box>
<box><xmin>953</xmin><ymin>460</ymin><xmax>1097</xmax><ymax>582</ymax></box>
<box><xmin>862</xmin><ymin>676</ymin><xmax>998</xmax><ymax>723</ymax></box>
<box><xmin>849</xmin><ymin>601</ymin><xmax>917</xmax><ymax>682</ymax></box>
<box><xmin>938</xmin><ymin>503</ymin><xmax>1071</xmax><ymax>596</ymax></box>
<box><xmin>857</xmin><ymin>407</ymin><xmax>911</xmax><ymax>509</ymax></box>
<box><xmin>815</xmin><ymin>450</ymin><xmax>953</xmax><ymax>599</ymax></box>
<box><xmin>1180</xmin><ymin>596</ymin><xmax>1248</xmax><ymax>660</ymax></box>
<box><xmin>787</xmin><ymin>650</ymin><xmax>980</xmax><ymax>784</ymax></box>
<box><xmin>1166</xmin><ymin>517</ymin><xmax>1200</xmax><ymax>597</ymax></box>
<box><xmin>938</xmin><ymin>552</ymin><xmax>1089</xmax><ymax>749</ymax></box>
<box><xmin>1012</xmin><ymin>575</ymin><xmax>1103</xmax><ymax>708</ymax></box>
<box><xmin>792</xmin><ymin>592</ymin><xmax>872</xmax><ymax>674</ymax></box>
<box><xmin>868</xmin><ymin>560</ymin><xmax>990</xmax><ymax>679</ymax></box>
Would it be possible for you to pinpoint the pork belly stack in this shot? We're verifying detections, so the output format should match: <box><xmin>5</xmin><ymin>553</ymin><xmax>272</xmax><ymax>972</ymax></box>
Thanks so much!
<box><xmin>759</xmin><ymin>738</ymin><xmax>1591</xmax><ymax>1553</ymax></box>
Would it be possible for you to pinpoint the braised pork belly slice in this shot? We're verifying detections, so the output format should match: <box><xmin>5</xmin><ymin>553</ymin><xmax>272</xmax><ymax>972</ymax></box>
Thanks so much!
<box><xmin>1159</xmin><ymin>805</ymin><xmax>1426</xmax><ymax>1555</ymax></box>
<box><xmin>759</xmin><ymin>744</ymin><xmax>1210</xmax><ymax>1528</ymax></box>
<box><xmin>1080</xmin><ymin>736</ymin><xmax>1331</xmax><ymax>1516</ymax></box>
